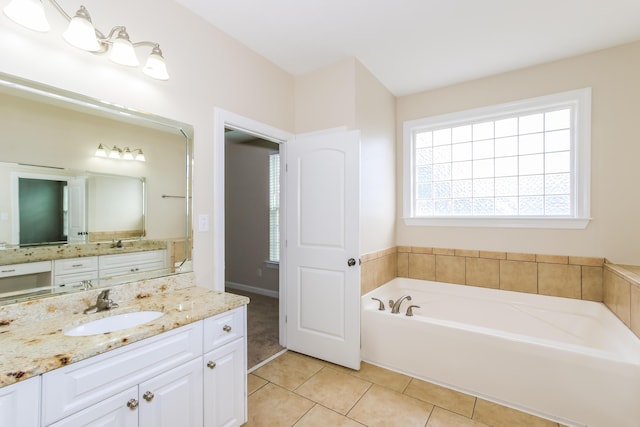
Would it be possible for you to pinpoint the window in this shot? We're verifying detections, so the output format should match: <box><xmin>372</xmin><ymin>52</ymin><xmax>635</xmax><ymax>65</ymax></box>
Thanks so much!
<box><xmin>403</xmin><ymin>88</ymin><xmax>591</xmax><ymax>229</ymax></box>
<box><xmin>269</xmin><ymin>152</ymin><xmax>280</xmax><ymax>262</ymax></box>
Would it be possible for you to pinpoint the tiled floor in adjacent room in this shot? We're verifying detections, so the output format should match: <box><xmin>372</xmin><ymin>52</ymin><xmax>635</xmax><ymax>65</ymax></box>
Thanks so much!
<box><xmin>246</xmin><ymin>351</ymin><xmax>565</xmax><ymax>427</ymax></box>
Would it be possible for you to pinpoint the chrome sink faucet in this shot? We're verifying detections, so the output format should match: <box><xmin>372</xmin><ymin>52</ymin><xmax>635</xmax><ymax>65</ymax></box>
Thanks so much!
<box><xmin>84</xmin><ymin>289</ymin><xmax>119</xmax><ymax>314</ymax></box>
<box><xmin>390</xmin><ymin>295</ymin><xmax>412</xmax><ymax>314</ymax></box>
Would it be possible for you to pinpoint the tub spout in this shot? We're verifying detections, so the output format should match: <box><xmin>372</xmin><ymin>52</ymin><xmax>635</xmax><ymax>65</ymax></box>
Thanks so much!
<box><xmin>371</xmin><ymin>298</ymin><xmax>386</xmax><ymax>311</ymax></box>
<box><xmin>390</xmin><ymin>295</ymin><xmax>412</xmax><ymax>314</ymax></box>
<box><xmin>406</xmin><ymin>305</ymin><xmax>420</xmax><ymax>316</ymax></box>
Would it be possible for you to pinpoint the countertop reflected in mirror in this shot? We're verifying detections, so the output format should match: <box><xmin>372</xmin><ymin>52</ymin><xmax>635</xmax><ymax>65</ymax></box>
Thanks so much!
<box><xmin>0</xmin><ymin>72</ymin><xmax>193</xmax><ymax>304</ymax></box>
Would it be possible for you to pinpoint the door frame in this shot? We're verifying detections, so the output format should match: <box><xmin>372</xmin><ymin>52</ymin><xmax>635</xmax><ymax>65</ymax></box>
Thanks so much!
<box><xmin>213</xmin><ymin>108</ymin><xmax>292</xmax><ymax>347</ymax></box>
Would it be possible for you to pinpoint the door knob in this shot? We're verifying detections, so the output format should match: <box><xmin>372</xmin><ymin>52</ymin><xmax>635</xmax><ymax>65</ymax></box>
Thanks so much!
<box><xmin>143</xmin><ymin>391</ymin><xmax>154</xmax><ymax>402</ymax></box>
<box><xmin>207</xmin><ymin>360</ymin><xmax>217</xmax><ymax>369</ymax></box>
<box><xmin>127</xmin><ymin>399</ymin><xmax>139</xmax><ymax>409</ymax></box>
<box><xmin>223</xmin><ymin>324</ymin><xmax>232</xmax><ymax>332</ymax></box>
<box><xmin>347</xmin><ymin>258</ymin><xmax>356</xmax><ymax>267</ymax></box>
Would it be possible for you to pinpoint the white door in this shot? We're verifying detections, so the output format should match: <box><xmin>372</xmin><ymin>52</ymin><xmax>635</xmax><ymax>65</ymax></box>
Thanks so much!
<box><xmin>286</xmin><ymin>129</ymin><xmax>361</xmax><ymax>370</ymax></box>
<box><xmin>67</xmin><ymin>177</ymin><xmax>86</xmax><ymax>242</ymax></box>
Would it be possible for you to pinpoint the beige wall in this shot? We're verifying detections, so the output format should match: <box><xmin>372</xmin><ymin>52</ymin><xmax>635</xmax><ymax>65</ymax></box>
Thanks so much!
<box><xmin>355</xmin><ymin>62</ymin><xmax>396</xmax><ymax>254</ymax></box>
<box><xmin>225</xmin><ymin>139</ymin><xmax>279</xmax><ymax>293</ymax></box>
<box><xmin>396</xmin><ymin>41</ymin><xmax>640</xmax><ymax>265</ymax></box>
<box><xmin>0</xmin><ymin>0</ymin><xmax>295</xmax><ymax>289</ymax></box>
<box><xmin>294</xmin><ymin>59</ymin><xmax>397</xmax><ymax>255</ymax></box>
<box><xmin>294</xmin><ymin>59</ymin><xmax>356</xmax><ymax>133</ymax></box>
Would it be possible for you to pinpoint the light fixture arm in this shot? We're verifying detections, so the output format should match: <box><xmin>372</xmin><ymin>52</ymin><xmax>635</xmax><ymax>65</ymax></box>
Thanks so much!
<box><xmin>46</xmin><ymin>0</ymin><xmax>160</xmax><ymax>54</ymax></box>
<box><xmin>4</xmin><ymin>0</ymin><xmax>169</xmax><ymax>78</ymax></box>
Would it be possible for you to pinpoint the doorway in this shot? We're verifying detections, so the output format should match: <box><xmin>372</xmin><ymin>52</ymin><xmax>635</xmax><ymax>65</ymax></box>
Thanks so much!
<box><xmin>224</xmin><ymin>128</ymin><xmax>284</xmax><ymax>368</ymax></box>
<box><xmin>18</xmin><ymin>177</ymin><xmax>67</xmax><ymax>245</ymax></box>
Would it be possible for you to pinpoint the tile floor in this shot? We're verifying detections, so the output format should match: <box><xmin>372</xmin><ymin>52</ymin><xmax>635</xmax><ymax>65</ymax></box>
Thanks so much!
<box><xmin>246</xmin><ymin>351</ymin><xmax>566</xmax><ymax>427</ymax></box>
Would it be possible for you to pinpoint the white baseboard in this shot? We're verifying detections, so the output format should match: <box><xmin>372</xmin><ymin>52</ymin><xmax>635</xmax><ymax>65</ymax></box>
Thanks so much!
<box><xmin>225</xmin><ymin>281</ymin><xmax>279</xmax><ymax>298</ymax></box>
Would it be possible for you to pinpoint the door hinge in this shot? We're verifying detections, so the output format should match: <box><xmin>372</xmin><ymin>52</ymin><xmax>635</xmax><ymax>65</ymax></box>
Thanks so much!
<box><xmin>286</xmin><ymin>163</ymin><xmax>288</xmax><ymax>172</ymax></box>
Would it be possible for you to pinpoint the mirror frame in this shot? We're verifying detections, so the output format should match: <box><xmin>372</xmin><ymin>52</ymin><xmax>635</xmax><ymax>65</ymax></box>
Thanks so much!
<box><xmin>0</xmin><ymin>72</ymin><xmax>194</xmax><ymax>304</ymax></box>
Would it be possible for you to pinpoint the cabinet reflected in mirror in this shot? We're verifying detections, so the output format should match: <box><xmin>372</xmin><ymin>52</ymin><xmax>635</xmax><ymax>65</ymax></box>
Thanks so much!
<box><xmin>0</xmin><ymin>73</ymin><xmax>193</xmax><ymax>304</ymax></box>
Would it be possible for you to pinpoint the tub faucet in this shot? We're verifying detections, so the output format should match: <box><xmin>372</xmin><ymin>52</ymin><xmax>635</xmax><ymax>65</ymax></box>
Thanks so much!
<box><xmin>371</xmin><ymin>298</ymin><xmax>386</xmax><ymax>311</ymax></box>
<box><xmin>84</xmin><ymin>289</ymin><xmax>119</xmax><ymax>314</ymax></box>
<box><xmin>405</xmin><ymin>305</ymin><xmax>420</xmax><ymax>317</ymax></box>
<box><xmin>390</xmin><ymin>295</ymin><xmax>412</xmax><ymax>314</ymax></box>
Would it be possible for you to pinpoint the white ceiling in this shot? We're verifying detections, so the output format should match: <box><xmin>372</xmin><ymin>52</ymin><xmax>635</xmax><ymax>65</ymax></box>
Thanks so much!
<box><xmin>175</xmin><ymin>0</ymin><xmax>640</xmax><ymax>96</ymax></box>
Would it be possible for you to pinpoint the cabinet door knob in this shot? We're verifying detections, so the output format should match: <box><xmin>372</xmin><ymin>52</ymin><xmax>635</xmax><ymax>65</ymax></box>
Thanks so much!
<box><xmin>207</xmin><ymin>360</ymin><xmax>217</xmax><ymax>369</ymax></box>
<box><xmin>127</xmin><ymin>399</ymin><xmax>139</xmax><ymax>409</ymax></box>
<box><xmin>223</xmin><ymin>324</ymin><xmax>232</xmax><ymax>333</ymax></box>
<box><xmin>143</xmin><ymin>391</ymin><xmax>155</xmax><ymax>402</ymax></box>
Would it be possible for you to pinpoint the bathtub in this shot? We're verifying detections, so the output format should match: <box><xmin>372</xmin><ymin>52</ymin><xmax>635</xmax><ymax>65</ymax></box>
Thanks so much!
<box><xmin>361</xmin><ymin>278</ymin><xmax>640</xmax><ymax>427</ymax></box>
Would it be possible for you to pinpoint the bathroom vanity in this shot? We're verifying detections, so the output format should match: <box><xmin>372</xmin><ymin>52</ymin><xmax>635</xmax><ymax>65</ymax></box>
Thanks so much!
<box><xmin>0</xmin><ymin>243</ymin><xmax>169</xmax><ymax>296</ymax></box>
<box><xmin>0</xmin><ymin>275</ymin><xmax>248</xmax><ymax>427</ymax></box>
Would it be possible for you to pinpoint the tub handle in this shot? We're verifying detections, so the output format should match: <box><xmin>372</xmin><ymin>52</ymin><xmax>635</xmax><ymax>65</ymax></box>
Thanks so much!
<box><xmin>406</xmin><ymin>305</ymin><xmax>420</xmax><ymax>317</ymax></box>
<box><xmin>371</xmin><ymin>298</ymin><xmax>386</xmax><ymax>311</ymax></box>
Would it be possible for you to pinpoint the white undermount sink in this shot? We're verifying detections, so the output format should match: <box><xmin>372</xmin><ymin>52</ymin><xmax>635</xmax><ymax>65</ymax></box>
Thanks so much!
<box><xmin>64</xmin><ymin>311</ymin><xmax>164</xmax><ymax>336</ymax></box>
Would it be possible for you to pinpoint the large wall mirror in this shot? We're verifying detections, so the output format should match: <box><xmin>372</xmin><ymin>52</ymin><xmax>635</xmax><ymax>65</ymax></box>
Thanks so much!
<box><xmin>0</xmin><ymin>72</ymin><xmax>193</xmax><ymax>304</ymax></box>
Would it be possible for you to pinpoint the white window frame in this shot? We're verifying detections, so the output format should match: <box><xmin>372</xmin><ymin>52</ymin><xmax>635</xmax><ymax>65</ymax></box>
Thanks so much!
<box><xmin>403</xmin><ymin>88</ymin><xmax>591</xmax><ymax>229</ymax></box>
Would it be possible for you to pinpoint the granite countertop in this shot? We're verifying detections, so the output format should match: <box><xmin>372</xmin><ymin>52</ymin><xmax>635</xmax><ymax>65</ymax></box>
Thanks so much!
<box><xmin>0</xmin><ymin>274</ymin><xmax>249</xmax><ymax>388</ymax></box>
<box><xmin>0</xmin><ymin>239</ymin><xmax>169</xmax><ymax>266</ymax></box>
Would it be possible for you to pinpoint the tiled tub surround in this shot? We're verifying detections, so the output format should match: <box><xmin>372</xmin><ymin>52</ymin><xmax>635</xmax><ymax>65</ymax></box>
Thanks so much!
<box><xmin>0</xmin><ymin>272</ymin><xmax>249</xmax><ymax>388</ymax></box>
<box><xmin>361</xmin><ymin>246</ymin><xmax>605</xmax><ymax>301</ymax></box>
<box><xmin>361</xmin><ymin>246</ymin><xmax>640</xmax><ymax>340</ymax></box>
<box><xmin>0</xmin><ymin>239</ymin><xmax>168</xmax><ymax>266</ymax></box>
<box><xmin>362</xmin><ymin>278</ymin><xmax>640</xmax><ymax>427</ymax></box>
<box><xmin>604</xmin><ymin>264</ymin><xmax>640</xmax><ymax>339</ymax></box>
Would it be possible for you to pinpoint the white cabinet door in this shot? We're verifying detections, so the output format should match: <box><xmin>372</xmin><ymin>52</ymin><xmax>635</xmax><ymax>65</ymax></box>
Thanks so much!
<box><xmin>285</xmin><ymin>129</ymin><xmax>361</xmax><ymax>369</ymax></box>
<box><xmin>67</xmin><ymin>177</ymin><xmax>87</xmax><ymax>243</ymax></box>
<box><xmin>139</xmin><ymin>357</ymin><xmax>203</xmax><ymax>427</ymax></box>
<box><xmin>203</xmin><ymin>338</ymin><xmax>246</xmax><ymax>427</ymax></box>
<box><xmin>49</xmin><ymin>386</ymin><xmax>138</xmax><ymax>427</ymax></box>
<box><xmin>0</xmin><ymin>376</ymin><xmax>40</xmax><ymax>427</ymax></box>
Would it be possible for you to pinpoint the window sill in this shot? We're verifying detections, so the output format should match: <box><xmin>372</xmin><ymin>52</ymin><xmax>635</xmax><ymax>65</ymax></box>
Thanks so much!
<box><xmin>264</xmin><ymin>261</ymin><xmax>280</xmax><ymax>269</ymax></box>
<box><xmin>403</xmin><ymin>216</ymin><xmax>590</xmax><ymax>229</ymax></box>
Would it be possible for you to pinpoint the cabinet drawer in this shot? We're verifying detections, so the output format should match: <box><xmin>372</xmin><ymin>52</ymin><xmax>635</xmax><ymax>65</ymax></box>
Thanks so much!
<box><xmin>54</xmin><ymin>257</ymin><xmax>98</xmax><ymax>275</ymax></box>
<box><xmin>204</xmin><ymin>306</ymin><xmax>245</xmax><ymax>352</ymax></box>
<box><xmin>99</xmin><ymin>250</ymin><xmax>166</xmax><ymax>270</ymax></box>
<box><xmin>53</xmin><ymin>271</ymin><xmax>97</xmax><ymax>288</ymax></box>
<box><xmin>0</xmin><ymin>261</ymin><xmax>51</xmax><ymax>278</ymax></box>
<box><xmin>99</xmin><ymin>261</ymin><xmax>166</xmax><ymax>279</ymax></box>
<box><xmin>42</xmin><ymin>321</ymin><xmax>203</xmax><ymax>425</ymax></box>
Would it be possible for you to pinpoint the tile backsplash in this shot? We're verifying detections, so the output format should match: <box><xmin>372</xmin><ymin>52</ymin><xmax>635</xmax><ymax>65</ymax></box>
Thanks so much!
<box><xmin>361</xmin><ymin>246</ymin><xmax>640</xmax><ymax>339</ymax></box>
<box><xmin>362</xmin><ymin>246</ymin><xmax>604</xmax><ymax>300</ymax></box>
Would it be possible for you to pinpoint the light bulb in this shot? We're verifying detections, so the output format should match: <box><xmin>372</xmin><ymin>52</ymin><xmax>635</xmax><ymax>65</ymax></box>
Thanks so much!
<box><xmin>109</xmin><ymin>146</ymin><xmax>121</xmax><ymax>159</ymax></box>
<box><xmin>109</xmin><ymin>28</ymin><xmax>139</xmax><ymax>67</ymax></box>
<box><xmin>95</xmin><ymin>144</ymin><xmax>108</xmax><ymax>157</ymax></box>
<box><xmin>3</xmin><ymin>0</ymin><xmax>50</xmax><ymax>32</ymax></box>
<box><xmin>123</xmin><ymin>148</ymin><xmax>134</xmax><ymax>160</ymax></box>
<box><xmin>143</xmin><ymin>45</ymin><xmax>169</xmax><ymax>80</ymax></box>
<box><xmin>62</xmin><ymin>6</ymin><xmax>100</xmax><ymax>51</ymax></box>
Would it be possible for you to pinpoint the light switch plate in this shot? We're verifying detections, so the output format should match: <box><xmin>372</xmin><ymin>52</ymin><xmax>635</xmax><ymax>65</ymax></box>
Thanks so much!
<box><xmin>198</xmin><ymin>214</ymin><xmax>209</xmax><ymax>232</ymax></box>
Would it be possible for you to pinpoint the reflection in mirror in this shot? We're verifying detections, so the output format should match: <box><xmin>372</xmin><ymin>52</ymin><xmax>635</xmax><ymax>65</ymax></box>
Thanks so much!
<box><xmin>2</xmin><ymin>163</ymin><xmax>146</xmax><ymax>246</ymax></box>
<box><xmin>0</xmin><ymin>73</ymin><xmax>193</xmax><ymax>304</ymax></box>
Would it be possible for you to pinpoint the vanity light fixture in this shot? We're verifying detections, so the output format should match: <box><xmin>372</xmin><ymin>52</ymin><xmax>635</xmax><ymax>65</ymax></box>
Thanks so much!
<box><xmin>3</xmin><ymin>0</ymin><xmax>169</xmax><ymax>80</ymax></box>
<box><xmin>95</xmin><ymin>144</ymin><xmax>145</xmax><ymax>162</ymax></box>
